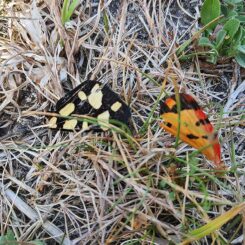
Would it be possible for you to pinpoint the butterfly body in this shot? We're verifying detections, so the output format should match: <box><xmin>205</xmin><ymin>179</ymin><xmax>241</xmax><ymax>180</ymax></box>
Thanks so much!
<box><xmin>48</xmin><ymin>80</ymin><xmax>131</xmax><ymax>131</ymax></box>
<box><xmin>160</xmin><ymin>93</ymin><xmax>221</xmax><ymax>166</ymax></box>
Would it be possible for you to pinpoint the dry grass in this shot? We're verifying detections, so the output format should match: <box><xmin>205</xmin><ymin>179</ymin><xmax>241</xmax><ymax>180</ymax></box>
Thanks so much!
<box><xmin>0</xmin><ymin>0</ymin><xmax>244</xmax><ymax>244</ymax></box>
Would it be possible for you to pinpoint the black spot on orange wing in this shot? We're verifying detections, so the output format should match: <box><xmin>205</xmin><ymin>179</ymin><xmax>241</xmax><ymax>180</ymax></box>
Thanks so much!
<box><xmin>202</xmin><ymin>135</ymin><xmax>208</xmax><ymax>139</ymax></box>
<box><xmin>160</xmin><ymin>93</ymin><xmax>201</xmax><ymax>115</ymax></box>
<box><xmin>159</xmin><ymin>100</ymin><xmax>171</xmax><ymax>114</ymax></box>
<box><xmin>196</xmin><ymin>118</ymin><xmax>210</xmax><ymax>127</ymax></box>
<box><xmin>186</xmin><ymin>134</ymin><xmax>199</xmax><ymax>139</ymax></box>
<box><xmin>166</xmin><ymin>122</ymin><xmax>172</xmax><ymax>128</ymax></box>
<box><xmin>211</xmin><ymin>132</ymin><xmax>219</xmax><ymax>141</ymax></box>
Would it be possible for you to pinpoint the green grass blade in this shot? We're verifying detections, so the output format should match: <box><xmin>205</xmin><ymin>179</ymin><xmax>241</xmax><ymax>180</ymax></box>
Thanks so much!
<box><xmin>181</xmin><ymin>202</ymin><xmax>245</xmax><ymax>244</ymax></box>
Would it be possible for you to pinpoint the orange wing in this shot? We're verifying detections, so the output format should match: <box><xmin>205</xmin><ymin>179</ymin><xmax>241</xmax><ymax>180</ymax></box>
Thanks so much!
<box><xmin>160</xmin><ymin>93</ymin><xmax>221</xmax><ymax>167</ymax></box>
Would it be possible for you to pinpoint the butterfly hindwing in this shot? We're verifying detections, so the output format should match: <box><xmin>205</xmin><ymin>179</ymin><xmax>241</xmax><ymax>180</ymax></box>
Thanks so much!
<box><xmin>160</xmin><ymin>93</ymin><xmax>221</xmax><ymax>166</ymax></box>
<box><xmin>49</xmin><ymin>80</ymin><xmax>131</xmax><ymax>131</ymax></box>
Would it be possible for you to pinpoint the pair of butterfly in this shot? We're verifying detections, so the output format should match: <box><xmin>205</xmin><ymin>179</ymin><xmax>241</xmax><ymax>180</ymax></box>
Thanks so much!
<box><xmin>48</xmin><ymin>80</ymin><xmax>221</xmax><ymax>167</ymax></box>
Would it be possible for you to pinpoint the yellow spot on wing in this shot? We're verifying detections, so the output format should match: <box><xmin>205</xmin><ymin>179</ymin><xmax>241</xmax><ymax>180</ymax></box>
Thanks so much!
<box><xmin>88</xmin><ymin>90</ymin><xmax>103</xmax><ymax>109</ymax></box>
<box><xmin>97</xmin><ymin>110</ymin><xmax>110</xmax><ymax>131</ymax></box>
<box><xmin>48</xmin><ymin>117</ymin><xmax>57</xmax><ymax>128</ymax></box>
<box><xmin>63</xmin><ymin>119</ymin><xmax>77</xmax><ymax>130</ymax></box>
<box><xmin>82</xmin><ymin>121</ymin><xmax>89</xmax><ymax>130</ymax></box>
<box><xmin>111</xmin><ymin>101</ymin><xmax>122</xmax><ymax>112</ymax></box>
<box><xmin>59</xmin><ymin>103</ymin><xmax>75</xmax><ymax>116</ymax></box>
<box><xmin>78</xmin><ymin>91</ymin><xmax>87</xmax><ymax>101</ymax></box>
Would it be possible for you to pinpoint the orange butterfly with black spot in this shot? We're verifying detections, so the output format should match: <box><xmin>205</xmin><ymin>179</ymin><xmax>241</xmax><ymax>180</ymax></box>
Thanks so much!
<box><xmin>160</xmin><ymin>93</ymin><xmax>222</xmax><ymax>167</ymax></box>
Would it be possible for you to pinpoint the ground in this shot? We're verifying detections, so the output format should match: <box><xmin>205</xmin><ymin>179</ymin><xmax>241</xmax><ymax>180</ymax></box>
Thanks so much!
<box><xmin>0</xmin><ymin>0</ymin><xmax>244</xmax><ymax>244</ymax></box>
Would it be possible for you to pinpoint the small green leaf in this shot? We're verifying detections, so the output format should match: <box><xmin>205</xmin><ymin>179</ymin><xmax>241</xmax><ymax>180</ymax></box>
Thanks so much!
<box><xmin>237</xmin><ymin>45</ymin><xmax>245</xmax><ymax>54</ymax></box>
<box><xmin>223</xmin><ymin>18</ymin><xmax>240</xmax><ymax>39</ymax></box>
<box><xmin>201</xmin><ymin>0</ymin><xmax>221</xmax><ymax>30</ymax></box>
<box><xmin>236</xmin><ymin>15</ymin><xmax>245</xmax><ymax>23</ymax></box>
<box><xmin>227</xmin><ymin>10</ymin><xmax>238</xmax><ymax>18</ymax></box>
<box><xmin>233</xmin><ymin>27</ymin><xmax>243</xmax><ymax>45</ymax></box>
<box><xmin>198</xmin><ymin>37</ymin><xmax>214</xmax><ymax>48</ymax></box>
<box><xmin>215</xmin><ymin>29</ymin><xmax>227</xmax><ymax>49</ymax></box>
<box><xmin>235</xmin><ymin>52</ymin><xmax>245</xmax><ymax>67</ymax></box>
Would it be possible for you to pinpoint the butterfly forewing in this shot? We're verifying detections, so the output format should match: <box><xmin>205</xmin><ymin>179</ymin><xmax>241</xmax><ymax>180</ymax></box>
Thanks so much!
<box><xmin>48</xmin><ymin>80</ymin><xmax>131</xmax><ymax>131</ymax></box>
<box><xmin>160</xmin><ymin>93</ymin><xmax>221</xmax><ymax>166</ymax></box>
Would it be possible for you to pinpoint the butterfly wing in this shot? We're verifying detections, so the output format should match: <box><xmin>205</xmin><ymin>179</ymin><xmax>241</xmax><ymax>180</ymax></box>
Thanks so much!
<box><xmin>48</xmin><ymin>80</ymin><xmax>131</xmax><ymax>131</ymax></box>
<box><xmin>160</xmin><ymin>93</ymin><xmax>221</xmax><ymax>166</ymax></box>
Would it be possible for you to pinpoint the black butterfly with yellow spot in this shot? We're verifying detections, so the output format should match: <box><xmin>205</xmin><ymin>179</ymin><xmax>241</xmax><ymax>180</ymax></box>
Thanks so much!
<box><xmin>48</xmin><ymin>80</ymin><xmax>131</xmax><ymax>131</ymax></box>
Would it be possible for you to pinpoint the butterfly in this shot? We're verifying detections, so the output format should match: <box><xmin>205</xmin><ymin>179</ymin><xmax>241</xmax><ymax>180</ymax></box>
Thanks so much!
<box><xmin>48</xmin><ymin>80</ymin><xmax>131</xmax><ymax>131</ymax></box>
<box><xmin>159</xmin><ymin>93</ymin><xmax>222</xmax><ymax>167</ymax></box>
